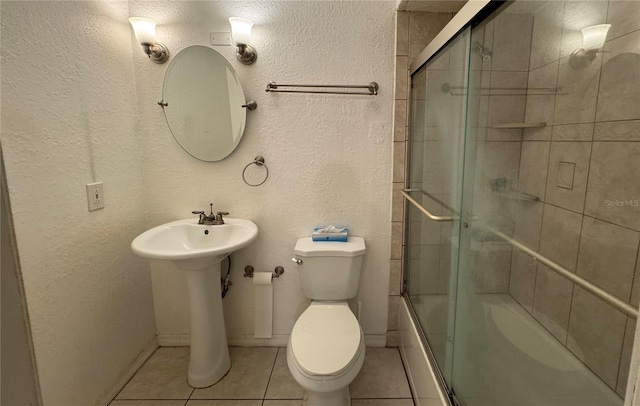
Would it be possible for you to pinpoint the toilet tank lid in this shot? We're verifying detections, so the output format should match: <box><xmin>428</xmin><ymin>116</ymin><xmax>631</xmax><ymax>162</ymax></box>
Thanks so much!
<box><xmin>294</xmin><ymin>237</ymin><xmax>366</xmax><ymax>257</ymax></box>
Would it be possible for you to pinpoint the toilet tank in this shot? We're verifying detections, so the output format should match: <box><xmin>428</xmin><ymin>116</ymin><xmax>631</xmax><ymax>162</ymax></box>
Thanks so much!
<box><xmin>293</xmin><ymin>237</ymin><xmax>366</xmax><ymax>300</ymax></box>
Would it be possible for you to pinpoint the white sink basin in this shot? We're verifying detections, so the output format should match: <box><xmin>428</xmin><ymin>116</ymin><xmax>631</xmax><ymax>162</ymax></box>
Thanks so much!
<box><xmin>131</xmin><ymin>217</ymin><xmax>258</xmax><ymax>388</ymax></box>
<box><xmin>131</xmin><ymin>218</ymin><xmax>258</xmax><ymax>269</ymax></box>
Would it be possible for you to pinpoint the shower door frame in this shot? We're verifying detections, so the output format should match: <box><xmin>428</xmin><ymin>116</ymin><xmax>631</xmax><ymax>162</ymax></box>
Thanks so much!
<box><xmin>402</xmin><ymin>2</ymin><xmax>497</xmax><ymax>404</ymax></box>
<box><xmin>402</xmin><ymin>1</ymin><xmax>640</xmax><ymax>405</ymax></box>
<box><xmin>408</xmin><ymin>1</ymin><xmax>494</xmax><ymax>75</ymax></box>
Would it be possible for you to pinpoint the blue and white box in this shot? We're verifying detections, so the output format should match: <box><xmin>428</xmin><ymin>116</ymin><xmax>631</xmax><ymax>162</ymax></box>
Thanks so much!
<box><xmin>312</xmin><ymin>226</ymin><xmax>348</xmax><ymax>242</ymax></box>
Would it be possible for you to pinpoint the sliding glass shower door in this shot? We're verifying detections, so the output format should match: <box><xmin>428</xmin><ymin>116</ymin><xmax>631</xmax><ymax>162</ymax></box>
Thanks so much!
<box><xmin>405</xmin><ymin>1</ymin><xmax>639</xmax><ymax>405</ymax></box>
<box><xmin>405</xmin><ymin>26</ymin><xmax>471</xmax><ymax>387</ymax></box>
<box><xmin>451</xmin><ymin>3</ymin><xmax>630</xmax><ymax>404</ymax></box>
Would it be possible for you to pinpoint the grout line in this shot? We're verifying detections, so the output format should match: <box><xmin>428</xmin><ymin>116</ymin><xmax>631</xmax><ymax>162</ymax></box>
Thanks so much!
<box><xmin>562</xmin><ymin>41</ymin><xmax>629</xmax><ymax>379</ymax></box>
<box><xmin>613</xmin><ymin>317</ymin><xmax>630</xmax><ymax>394</ymax></box>
<box><xmin>395</xmin><ymin>347</ymin><xmax>419</xmax><ymax>406</ymax></box>
<box><xmin>628</xmin><ymin>243</ymin><xmax>640</xmax><ymax>305</ymax></box>
<box><xmin>530</xmin><ymin>253</ymin><xmax>540</xmax><ymax>315</ymax></box>
<box><xmin>261</xmin><ymin>347</ymin><xmax>281</xmax><ymax>401</ymax></box>
<box><xmin>564</xmin><ymin>258</ymin><xmax>578</xmax><ymax>345</ymax></box>
<box><xmin>604</xmin><ymin>27</ymin><xmax>640</xmax><ymax>45</ymax></box>
<box><xmin>185</xmin><ymin>387</ymin><xmax>195</xmax><ymax>404</ymax></box>
<box><xmin>530</xmin><ymin>136</ymin><xmax>556</xmax><ymax>314</ymax></box>
<box><xmin>547</xmin><ymin>1</ymin><xmax>566</xmax><ymax>131</ymax></box>
<box><xmin>574</xmin><ymin>140</ymin><xmax>640</xmax><ymax>143</ymax></box>
<box><xmin>109</xmin><ymin>346</ymin><xmax>162</xmax><ymax>403</ymax></box>
<box><xmin>351</xmin><ymin>397</ymin><xmax>416</xmax><ymax>400</ymax></box>
<box><xmin>519</xmin><ymin>6</ymin><xmax>535</xmax><ymax>137</ymax></box>
<box><xmin>543</xmin><ymin>201</ymin><xmax>640</xmax><ymax>234</ymax></box>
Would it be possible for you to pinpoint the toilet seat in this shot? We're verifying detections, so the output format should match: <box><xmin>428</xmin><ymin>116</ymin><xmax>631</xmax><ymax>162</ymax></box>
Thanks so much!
<box><xmin>290</xmin><ymin>302</ymin><xmax>362</xmax><ymax>377</ymax></box>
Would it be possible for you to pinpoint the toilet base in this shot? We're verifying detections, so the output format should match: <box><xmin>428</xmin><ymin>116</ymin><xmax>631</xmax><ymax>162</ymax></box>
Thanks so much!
<box><xmin>303</xmin><ymin>386</ymin><xmax>351</xmax><ymax>406</ymax></box>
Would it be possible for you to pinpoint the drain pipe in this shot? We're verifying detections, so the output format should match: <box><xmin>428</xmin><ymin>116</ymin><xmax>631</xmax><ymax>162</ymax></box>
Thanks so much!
<box><xmin>221</xmin><ymin>255</ymin><xmax>232</xmax><ymax>298</ymax></box>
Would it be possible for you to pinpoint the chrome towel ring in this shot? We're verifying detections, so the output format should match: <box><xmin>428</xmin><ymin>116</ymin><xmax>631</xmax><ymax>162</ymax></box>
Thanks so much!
<box><xmin>242</xmin><ymin>156</ymin><xmax>269</xmax><ymax>187</ymax></box>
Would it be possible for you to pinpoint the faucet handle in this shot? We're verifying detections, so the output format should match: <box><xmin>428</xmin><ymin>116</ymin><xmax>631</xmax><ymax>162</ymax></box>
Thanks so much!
<box><xmin>192</xmin><ymin>210</ymin><xmax>206</xmax><ymax>224</ymax></box>
<box><xmin>213</xmin><ymin>211</ymin><xmax>229</xmax><ymax>225</ymax></box>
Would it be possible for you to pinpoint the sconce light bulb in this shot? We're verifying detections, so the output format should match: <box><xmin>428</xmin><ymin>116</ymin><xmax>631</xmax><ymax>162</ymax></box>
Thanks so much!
<box><xmin>129</xmin><ymin>17</ymin><xmax>157</xmax><ymax>44</ymax></box>
<box><xmin>581</xmin><ymin>24</ymin><xmax>611</xmax><ymax>50</ymax></box>
<box><xmin>128</xmin><ymin>17</ymin><xmax>169</xmax><ymax>64</ymax></box>
<box><xmin>229</xmin><ymin>17</ymin><xmax>253</xmax><ymax>45</ymax></box>
<box><xmin>570</xmin><ymin>24</ymin><xmax>611</xmax><ymax>69</ymax></box>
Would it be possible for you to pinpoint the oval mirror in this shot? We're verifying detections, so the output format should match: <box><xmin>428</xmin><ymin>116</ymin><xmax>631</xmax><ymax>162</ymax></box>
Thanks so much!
<box><xmin>162</xmin><ymin>45</ymin><xmax>248</xmax><ymax>161</ymax></box>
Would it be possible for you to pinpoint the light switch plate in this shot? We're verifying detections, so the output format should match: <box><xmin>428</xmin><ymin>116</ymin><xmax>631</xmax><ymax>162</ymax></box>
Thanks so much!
<box><xmin>210</xmin><ymin>32</ymin><xmax>231</xmax><ymax>46</ymax></box>
<box><xmin>86</xmin><ymin>182</ymin><xmax>105</xmax><ymax>211</ymax></box>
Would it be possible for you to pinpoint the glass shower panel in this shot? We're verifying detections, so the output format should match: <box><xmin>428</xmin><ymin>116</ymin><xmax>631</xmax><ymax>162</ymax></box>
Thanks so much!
<box><xmin>405</xmin><ymin>27</ymin><xmax>470</xmax><ymax>385</ymax></box>
<box><xmin>450</xmin><ymin>1</ymin><xmax>638</xmax><ymax>405</ymax></box>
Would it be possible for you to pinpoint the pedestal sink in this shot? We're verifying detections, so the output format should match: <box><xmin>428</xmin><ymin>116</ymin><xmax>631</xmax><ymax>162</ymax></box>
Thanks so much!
<box><xmin>131</xmin><ymin>218</ymin><xmax>258</xmax><ymax>388</ymax></box>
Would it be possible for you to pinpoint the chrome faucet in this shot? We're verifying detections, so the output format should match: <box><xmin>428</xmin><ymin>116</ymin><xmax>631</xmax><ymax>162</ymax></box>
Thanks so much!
<box><xmin>192</xmin><ymin>203</ymin><xmax>229</xmax><ymax>225</ymax></box>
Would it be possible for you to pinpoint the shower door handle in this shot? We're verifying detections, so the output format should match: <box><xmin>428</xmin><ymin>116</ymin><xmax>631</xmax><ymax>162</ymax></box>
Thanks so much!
<box><xmin>401</xmin><ymin>190</ymin><xmax>455</xmax><ymax>222</ymax></box>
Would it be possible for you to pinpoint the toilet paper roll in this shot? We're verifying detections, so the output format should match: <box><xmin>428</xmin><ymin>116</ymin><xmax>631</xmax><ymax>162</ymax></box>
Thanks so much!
<box><xmin>253</xmin><ymin>272</ymin><xmax>273</xmax><ymax>338</ymax></box>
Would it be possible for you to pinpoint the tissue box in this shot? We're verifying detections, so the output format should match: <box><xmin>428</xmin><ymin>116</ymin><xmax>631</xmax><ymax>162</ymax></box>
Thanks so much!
<box><xmin>312</xmin><ymin>227</ymin><xmax>348</xmax><ymax>242</ymax></box>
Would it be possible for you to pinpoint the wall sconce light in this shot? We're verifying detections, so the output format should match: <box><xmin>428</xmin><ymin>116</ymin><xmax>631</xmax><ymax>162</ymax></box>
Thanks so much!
<box><xmin>229</xmin><ymin>17</ymin><xmax>257</xmax><ymax>65</ymax></box>
<box><xmin>129</xmin><ymin>17</ymin><xmax>170</xmax><ymax>64</ymax></box>
<box><xmin>570</xmin><ymin>24</ymin><xmax>611</xmax><ymax>69</ymax></box>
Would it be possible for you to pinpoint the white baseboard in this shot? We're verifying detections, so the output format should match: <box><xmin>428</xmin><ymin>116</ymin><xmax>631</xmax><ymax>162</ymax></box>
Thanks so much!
<box><xmin>228</xmin><ymin>334</ymin><xmax>290</xmax><ymax>347</ymax></box>
<box><xmin>94</xmin><ymin>336</ymin><xmax>159</xmax><ymax>406</ymax></box>
<box><xmin>364</xmin><ymin>334</ymin><xmax>387</xmax><ymax>347</ymax></box>
<box><xmin>157</xmin><ymin>334</ymin><xmax>190</xmax><ymax>346</ymax></box>
<box><xmin>398</xmin><ymin>298</ymin><xmax>447</xmax><ymax>406</ymax></box>
<box><xmin>157</xmin><ymin>333</ymin><xmax>291</xmax><ymax>347</ymax></box>
<box><xmin>157</xmin><ymin>333</ymin><xmax>387</xmax><ymax>348</ymax></box>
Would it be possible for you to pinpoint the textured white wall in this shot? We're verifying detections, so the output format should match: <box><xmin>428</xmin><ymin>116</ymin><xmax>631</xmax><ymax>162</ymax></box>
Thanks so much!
<box><xmin>129</xmin><ymin>0</ymin><xmax>396</xmax><ymax>344</ymax></box>
<box><xmin>1</xmin><ymin>2</ymin><xmax>157</xmax><ymax>405</ymax></box>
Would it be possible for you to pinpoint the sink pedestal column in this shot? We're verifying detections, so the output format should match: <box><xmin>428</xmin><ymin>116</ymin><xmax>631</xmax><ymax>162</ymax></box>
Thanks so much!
<box><xmin>183</xmin><ymin>261</ymin><xmax>231</xmax><ymax>388</ymax></box>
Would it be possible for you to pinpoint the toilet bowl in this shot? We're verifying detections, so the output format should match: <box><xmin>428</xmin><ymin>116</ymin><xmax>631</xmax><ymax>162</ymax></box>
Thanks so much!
<box><xmin>288</xmin><ymin>237</ymin><xmax>367</xmax><ymax>406</ymax></box>
<box><xmin>287</xmin><ymin>302</ymin><xmax>365</xmax><ymax>406</ymax></box>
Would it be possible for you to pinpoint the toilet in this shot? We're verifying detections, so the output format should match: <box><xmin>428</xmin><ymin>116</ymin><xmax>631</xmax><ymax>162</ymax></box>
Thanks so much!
<box><xmin>287</xmin><ymin>236</ymin><xmax>366</xmax><ymax>406</ymax></box>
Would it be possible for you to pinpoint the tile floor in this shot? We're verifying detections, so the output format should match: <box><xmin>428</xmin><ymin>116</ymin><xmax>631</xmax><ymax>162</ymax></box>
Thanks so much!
<box><xmin>110</xmin><ymin>346</ymin><xmax>415</xmax><ymax>406</ymax></box>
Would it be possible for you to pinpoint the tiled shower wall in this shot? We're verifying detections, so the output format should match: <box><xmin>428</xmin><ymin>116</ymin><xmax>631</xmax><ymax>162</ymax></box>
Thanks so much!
<box><xmin>506</xmin><ymin>0</ymin><xmax>640</xmax><ymax>396</ymax></box>
<box><xmin>468</xmin><ymin>9</ymin><xmax>534</xmax><ymax>295</ymax></box>
<box><xmin>388</xmin><ymin>10</ymin><xmax>455</xmax><ymax>346</ymax></box>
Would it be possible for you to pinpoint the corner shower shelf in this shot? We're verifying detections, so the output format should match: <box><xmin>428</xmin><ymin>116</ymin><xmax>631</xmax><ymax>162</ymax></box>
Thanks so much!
<box><xmin>493</xmin><ymin>191</ymin><xmax>541</xmax><ymax>202</ymax></box>
<box><xmin>491</xmin><ymin>122</ymin><xmax>547</xmax><ymax>129</ymax></box>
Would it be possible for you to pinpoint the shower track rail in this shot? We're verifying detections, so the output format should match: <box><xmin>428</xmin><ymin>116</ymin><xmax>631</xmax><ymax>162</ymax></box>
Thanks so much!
<box><xmin>401</xmin><ymin>189</ymin><xmax>639</xmax><ymax>319</ymax></box>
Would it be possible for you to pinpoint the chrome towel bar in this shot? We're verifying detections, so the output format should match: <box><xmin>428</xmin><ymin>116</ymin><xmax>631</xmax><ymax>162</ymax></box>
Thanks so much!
<box><xmin>265</xmin><ymin>82</ymin><xmax>378</xmax><ymax>96</ymax></box>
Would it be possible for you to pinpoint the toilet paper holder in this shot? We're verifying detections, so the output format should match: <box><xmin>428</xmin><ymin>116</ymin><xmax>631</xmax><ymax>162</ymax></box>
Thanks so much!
<box><xmin>244</xmin><ymin>265</ymin><xmax>284</xmax><ymax>279</ymax></box>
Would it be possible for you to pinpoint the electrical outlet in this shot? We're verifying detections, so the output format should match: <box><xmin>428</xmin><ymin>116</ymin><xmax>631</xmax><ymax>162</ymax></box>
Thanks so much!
<box><xmin>210</xmin><ymin>32</ymin><xmax>231</xmax><ymax>46</ymax></box>
<box><xmin>86</xmin><ymin>182</ymin><xmax>104</xmax><ymax>211</ymax></box>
